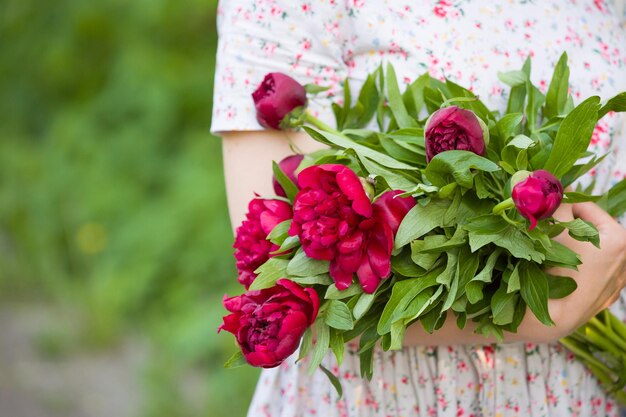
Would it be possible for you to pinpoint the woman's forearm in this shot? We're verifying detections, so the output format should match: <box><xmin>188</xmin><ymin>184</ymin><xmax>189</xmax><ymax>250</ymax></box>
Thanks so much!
<box><xmin>221</xmin><ymin>130</ymin><xmax>326</xmax><ymax>231</ymax></box>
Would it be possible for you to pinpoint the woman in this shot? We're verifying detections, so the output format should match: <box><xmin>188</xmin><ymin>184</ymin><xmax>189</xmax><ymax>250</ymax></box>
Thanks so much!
<box><xmin>212</xmin><ymin>1</ymin><xmax>626</xmax><ymax>415</ymax></box>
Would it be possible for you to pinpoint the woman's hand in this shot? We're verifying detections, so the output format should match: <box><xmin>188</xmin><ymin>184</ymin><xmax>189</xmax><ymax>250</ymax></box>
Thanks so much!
<box><xmin>403</xmin><ymin>202</ymin><xmax>626</xmax><ymax>346</ymax></box>
<box><xmin>542</xmin><ymin>202</ymin><xmax>626</xmax><ymax>336</ymax></box>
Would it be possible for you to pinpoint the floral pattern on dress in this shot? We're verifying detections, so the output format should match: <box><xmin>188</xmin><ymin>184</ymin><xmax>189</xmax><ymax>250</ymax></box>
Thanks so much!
<box><xmin>212</xmin><ymin>1</ymin><xmax>626</xmax><ymax>416</ymax></box>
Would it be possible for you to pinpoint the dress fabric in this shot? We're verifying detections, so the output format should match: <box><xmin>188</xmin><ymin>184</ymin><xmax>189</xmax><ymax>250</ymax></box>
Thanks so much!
<box><xmin>211</xmin><ymin>1</ymin><xmax>626</xmax><ymax>416</ymax></box>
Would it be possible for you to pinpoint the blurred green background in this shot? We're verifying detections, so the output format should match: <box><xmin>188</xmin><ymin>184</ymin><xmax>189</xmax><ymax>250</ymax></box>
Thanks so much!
<box><xmin>0</xmin><ymin>1</ymin><xmax>259</xmax><ymax>416</ymax></box>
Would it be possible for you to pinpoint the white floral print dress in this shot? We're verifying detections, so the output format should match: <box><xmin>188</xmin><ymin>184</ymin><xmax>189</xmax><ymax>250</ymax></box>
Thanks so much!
<box><xmin>211</xmin><ymin>1</ymin><xmax>626</xmax><ymax>416</ymax></box>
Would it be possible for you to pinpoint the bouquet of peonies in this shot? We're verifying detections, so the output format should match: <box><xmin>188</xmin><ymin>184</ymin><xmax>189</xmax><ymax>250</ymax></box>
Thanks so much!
<box><xmin>218</xmin><ymin>54</ymin><xmax>626</xmax><ymax>402</ymax></box>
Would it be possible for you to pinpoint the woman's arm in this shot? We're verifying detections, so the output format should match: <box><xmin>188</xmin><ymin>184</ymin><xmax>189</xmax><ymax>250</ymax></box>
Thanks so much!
<box><xmin>222</xmin><ymin>131</ymin><xmax>326</xmax><ymax>231</ymax></box>
<box><xmin>221</xmin><ymin>131</ymin><xmax>626</xmax><ymax>345</ymax></box>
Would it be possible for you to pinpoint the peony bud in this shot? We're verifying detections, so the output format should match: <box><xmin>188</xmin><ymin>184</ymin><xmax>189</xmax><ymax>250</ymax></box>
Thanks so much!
<box><xmin>512</xmin><ymin>169</ymin><xmax>563</xmax><ymax>230</ymax></box>
<box><xmin>273</xmin><ymin>154</ymin><xmax>304</xmax><ymax>197</ymax></box>
<box><xmin>252</xmin><ymin>73</ymin><xmax>307</xmax><ymax>130</ymax></box>
<box><xmin>424</xmin><ymin>106</ymin><xmax>488</xmax><ymax>162</ymax></box>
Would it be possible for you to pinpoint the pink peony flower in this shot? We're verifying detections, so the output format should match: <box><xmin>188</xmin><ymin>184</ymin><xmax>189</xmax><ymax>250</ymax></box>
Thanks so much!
<box><xmin>219</xmin><ymin>279</ymin><xmax>319</xmax><ymax>368</ymax></box>
<box><xmin>234</xmin><ymin>198</ymin><xmax>293</xmax><ymax>288</ymax></box>
<box><xmin>289</xmin><ymin>164</ymin><xmax>415</xmax><ymax>293</ymax></box>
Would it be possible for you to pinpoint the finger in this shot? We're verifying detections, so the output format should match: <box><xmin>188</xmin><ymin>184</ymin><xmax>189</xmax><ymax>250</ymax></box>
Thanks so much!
<box><xmin>571</xmin><ymin>202</ymin><xmax>615</xmax><ymax>230</ymax></box>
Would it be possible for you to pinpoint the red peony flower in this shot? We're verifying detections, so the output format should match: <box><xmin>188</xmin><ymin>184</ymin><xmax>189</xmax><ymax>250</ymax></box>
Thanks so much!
<box><xmin>512</xmin><ymin>169</ymin><xmax>563</xmax><ymax>230</ymax></box>
<box><xmin>289</xmin><ymin>164</ymin><xmax>415</xmax><ymax>293</ymax></box>
<box><xmin>273</xmin><ymin>154</ymin><xmax>304</xmax><ymax>197</ymax></box>
<box><xmin>234</xmin><ymin>198</ymin><xmax>293</xmax><ymax>288</ymax></box>
<box><xmin>218</xmin><ymin>279</ymin><xmax>320</xmax><ymax>368</ymax></box>
<box><xmin>424</xmin><ymin>106</ymin><xmax>488</xmax><ymax>162</ymax></box>
<box><xmin>252</xmin><ymin>73</ymin><xmax>307</xmax><ymax>130</ymax></box>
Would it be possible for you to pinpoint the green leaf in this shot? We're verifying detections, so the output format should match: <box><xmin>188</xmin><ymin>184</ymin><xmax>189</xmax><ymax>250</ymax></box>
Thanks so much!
<box><xmin>547</xmin><ymin>275</ymin><xmax>578</xmax><ymax>299</ymax></box>
<box><xmin>498</xmin><ymin>70</ymin><xmax>528</xmax><ymax>87</ymax></box>
<box><xmin>410</xmin><ymin>240</ymin><xmax>442</xmax><ymax>270</ymax></box>
<box><xmin>350</xmin><ymin>71</ymin><xmax>380</xmax><ymax>128</ymax></box>
<box><xmin>403</xmin><ymin>72</ymin><xmax>429</xmax><ymax>116</ymax></box>
<box><xmin>325</xmin><ymin>283</ymin><xmax>361</xmax><ymax>300</ymax></box>
<box><xmin>308</xmin><ymin>320</ymin><xmax>330</xmax><ymax>374</ymax></box>
<box><xmin>506</xmin><ymin>57</ymin><xmax>531</xmax><ymax>114</ymax></box>
<box><xmin>436</xmin><ymin>250</ymin><xmax>458</xmax><ymax>289</ymax></box>
<box><xmin>543</xmin><ymin>96</ymin><xmax>601</xmax><ymax>178</ymax></box>
<box><xmin>287</xmin><ymin>248</ymin><xmax>329</xmax><ymax>277</ymax></box>
<box><xmin>543</xmin><ymin>240</ymin><xmax>581</xmax><ymax>270</ymax></box>
<box><xmin>507</xmin><ymin>264</ymin><xmax>521</xmax><ymax>293</ymax></box>
<box><xmin>543</xmin><ymin>52</ymin><xmax>570</xmax><ymax>119</ymax></box>
<box><xmin>501</xmin><ymin>135</ymin><xmax>535</xmax><ymax>170</ymax></box>
<box><xmin>525</xmin><ymin>82</ymin><xmax>546</xmax><ymax>133</ymax></box>
<box><xmin>289</xmin><ymin>274</ymin><xmax>333</xmax><ymax>286</ymax></box>
<box><xmin>419</xmin><ymin>301</ymin><xmax>446</xmax><ymax>333</ymax></box>
<box><xmin>272</xmin><ymin>161</ymin><xmax>300</xmax><ymax>202</ymax></box>
<box><xmin>496</xmin><ymin>113</ymin><xmax>524</xmax><ymax>146</ymax></box>
<box><xmin>395</xmin><ymin>198</ymin><xmax>451</xmax><ymax>249</ymax></box>
<box><xmin>328</xmin><ymin>329</ymin><xmax>345</xmax><ymax>366</ymax></box>
<box><xmin>267</xmin><ymin>219</ymin><xmax>292</xmax><ymax>245</ymax></box>
<box><xmin>491</xmin><ymin>285</ymin><xmax>519</xmax><ymax>325</ymax></box>
<box><xmin>561</xmin><ymin>153</ymin><xmax>608</xmax><ymax>188</ymax></box>
<box><xmin>563</xmin><ymin>192</ymin><xmax>602</xmax><ymax>204</ymax></box>
<box><xmin>303</xmin><ymin>127</ymin><xmax>415</xmax><ymax>170</ymax></box>
<box><xmin>603</xmin><ymin>178</ymin><xmax>626</xmax><ymax>217</ymax></box>
<box><xmin>250</xmin><ymin>258</ymin><xmax>290</xmax><ymax>290</ymax></box>
<box><xmin>423</xmin><ymin>86</ymin><xmax>445</xmax><ymax>113</ymax></box>
<box><xmin>353</xmin><ymin>292</ymin><xmax>377</xmax><ymax>320</ymax></box>
<box><xmin>388</xmin><ymin>321</ymin><xmax>407</xmax><ymax>350</ymax></box>
<box><xmin>386</xmin><ymin>64</ymin><xmax>417</xmax><ymax>129</ymax></box>
<box><xmin>224</xmin><ymin>350</ymin><xmax>247</xmax><ymax>369</ymax></box>
<box><xmin>468</xmin><ymin>226</ymin><xmax>545</xmax><ymax>262</ymax></box>
<box><xmin>304</xmin><ymin>83</ymin><xmax>331</xmax><ymax>94</ymax></box>
<box><xmin>420</xmin><ymin>229</ymin><xmax>468</xmax><ymax>253</ymax></box>
<box><xmin>343</xmin><ymin>305</ymin><xmax>381</xmax><ymax>342</ymax></box>
<box><xmin>319</xmin><ymin>364</ymin><xmax>343</xmax><ymax>397</ymax></box>
<box><xmin>325</xmin><ymin>300</ymin><xmax>354</xmax><ymax>330</ymax></box>
<box><xmin>297</xmin><ymin>328</ymin><xmax>313</xmax><ymax>362</ymax></box>
<box><xmin>424</xmin><ymin>150</ymin><xmax>500</xmax><ymax>189</ymax></box>
<box><xmin>379</xmin><ymin>134</ymin><xmax>423</xmax><ymax>164</ymax></box>
<box><xmin>465</xmin><ymin>248</ymin><xmax>502</xmax><ymax>304</ymax></box>
<box><xmin>391</xmin><ymin>247</ymin><xmax>427</xmax><ymax>277</ymax></box>
<box><xmin>506</xmin><ymin>134</ymin><xmax>535</xmax><ymax>149</ymax></box>
<box><xmin>358</xmin><ymin>326</ymin><xmax>378</xmax><ymax>380</ymax></box>
<box><xmin>341</xmin><ymin>78</ymin><xmax>352</xmax><ymax>130</ymax></box>
<box><xmin>359</xmin><ymin>156</ymin><xmax>418</xmax><ymax>190</ymax></box>
<box><xmin>559</xmin><ymin>218</ymin><xmax>600</xmax><ymax>248</ymax></box>
<box><xmin>442</xmin><ymin>246</ymin><xmax>480</xmax><ymax>310</ymax></box>
<box><xmin>499</xmin><ymin>160</ymin><xmax>517</xmax><ymax>175</ymax></box>
<box><xmin>598</xmin><ymin>92</ymin><xmax>626</xmax><ymax>119</ymax></box>
<box><xmin>271</xmin><ymin>235</ymin><xmax>300</xmax><ymax>255</ymax></box>
<box><xmin>399</xmin><ymin>286</ymin><xmax>444</xmax><ymax>325</ymax></box>
<box><xmin>463</xmin><ymin>215</ymin><xmax>508</xmax><ymax>235</ymax></box>
<box><xmin>377</xmin><ymin>268</ymin><xmax>442</xmax><ymax>335</ymax></box>
<box><xmin>519</xmin><ymin>263</ymin><xmax>554</xmax><ymax>326</ymax></box>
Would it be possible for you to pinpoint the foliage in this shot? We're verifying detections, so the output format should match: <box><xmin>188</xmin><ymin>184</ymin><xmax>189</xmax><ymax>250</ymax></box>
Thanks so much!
<box><xmin>0</xmin><ymin>0</ymin><xmax>258</xmax><ymax>416</ymax></box>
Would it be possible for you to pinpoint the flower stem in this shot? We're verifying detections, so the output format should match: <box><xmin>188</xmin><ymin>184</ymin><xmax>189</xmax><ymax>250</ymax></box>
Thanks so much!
<box><xmin>559</xmin><ymin>337</ymin><xmax>613</xmax><ymax>375</ymax></box>
<box><xmin>587</xmin><ymin>317</ymin><xmax>626</xmax><ymax>352</ymax></box>
<box><xmin>492</xmin><ymin>198</ymin><xmax>514</xmax><ymax>215</ymax></box>
<box><xmin>303</xmin><ymin>112</ymin><xmax>341</xmax><ymax>135</ymax></box>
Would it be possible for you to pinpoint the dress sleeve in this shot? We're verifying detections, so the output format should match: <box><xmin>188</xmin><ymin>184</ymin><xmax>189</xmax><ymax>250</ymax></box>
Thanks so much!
<box><xmin>210</xmin><ymin>0</ymin><xmax>350</xmax><ymax>134</ymax></box>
